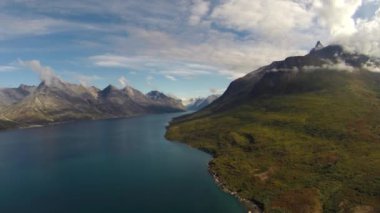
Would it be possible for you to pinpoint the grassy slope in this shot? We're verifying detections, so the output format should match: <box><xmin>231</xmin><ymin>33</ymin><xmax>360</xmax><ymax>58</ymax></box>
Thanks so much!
<box><xmin>166</xmin><ymin>70</ymin><xmax>380</xmax><ymax>213</ymax></box>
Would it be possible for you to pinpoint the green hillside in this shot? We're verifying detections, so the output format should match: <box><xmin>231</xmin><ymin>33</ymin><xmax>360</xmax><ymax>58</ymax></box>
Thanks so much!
<box><xmin>166</xmin><ymin>69</ymin><xmax>380</xmax><ymax>212</ymax></box>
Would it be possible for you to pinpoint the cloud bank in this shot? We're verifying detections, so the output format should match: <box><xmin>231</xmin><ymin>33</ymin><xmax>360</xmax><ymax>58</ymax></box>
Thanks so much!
<box><xmin>19</xmin><ymin>60</ymin><xmax>60</xmax><ymax>85</ymax></box>
<box><xmin>87</xmin><ymin>0</ymin><xmax>379</xmax><ymax>79</ymax></box>
<box><xmin>0</xmin><ymin>0</ymin><xmax>379</xmax><ymax>94</ymax></box>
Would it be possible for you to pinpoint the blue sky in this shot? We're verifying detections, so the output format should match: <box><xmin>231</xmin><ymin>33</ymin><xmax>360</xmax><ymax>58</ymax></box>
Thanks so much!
<box><xmin>0</xmin><ymin>0</ymin><xmax>379</xmax><ymax>99</ymax></box>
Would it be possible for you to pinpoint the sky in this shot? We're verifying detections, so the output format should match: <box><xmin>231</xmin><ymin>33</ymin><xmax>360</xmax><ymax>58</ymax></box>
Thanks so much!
<box><xmin>0</xmin><ymin>0</ymin><xmax>379</xmax><ymax>99</ymax></box>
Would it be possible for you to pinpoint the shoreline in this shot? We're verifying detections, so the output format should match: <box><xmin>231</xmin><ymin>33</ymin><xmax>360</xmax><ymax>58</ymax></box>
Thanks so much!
<box><xmin>0</xmin><ymin>112</ymin><xmax>167</xmax><ymax>133</ymax></box>
<box><xmin>208</xmin><ymin>164</ymin><xmax>263</xmax><ymax>213</ymax></box>
<box><xmin>165</xmin><ymin>129</ymin><xmax>264</xmax><ymax>213</ymax></box>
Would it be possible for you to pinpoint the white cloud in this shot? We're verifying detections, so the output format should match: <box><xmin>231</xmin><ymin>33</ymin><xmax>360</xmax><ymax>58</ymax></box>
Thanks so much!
<box><xmin>90</xmin><ymin>54</ymin><xmax>182</xmax><ymax>72</ymax></box>
<box><xmin>324</xmin><ymin>60</ymin><xmax>356</xmax><ymax>72</ymax></box>
<box><xmin>363</xmin><ymin>60</ymin><xmax>380</xmax><ymax>72</ymax></box>
<box><xmin>90</xmin><ymin>54</ymin><xmax>216</xmax><ymax>79</ymax></box>
<box><xmin>3</xmin><ymin>0</ymin><xmax>380</xmax><ymax>92</ymax></box>
<box><xmin>210</xmin><ymin>0</ymin><xmax>314</xmax><ymax>37</ymax></box>
<box><xmin>18</xmin><ymin>59</ymin><xmax>61</xmax><ymax>85</ymax></box>
<box><xmin>0</xmin><ymin>14</ymin><xmax>62</xmax><ymax>39</ymax></box>
<box><xmin>0</xmin><ymin>14</ymin><xmax>104</xmax><ymax>40</ymax></box>
<box><xmin>91</xmin><ymin>26</ymin><xmax>310</xmax><ymax>80</ymax></box>
<box><xmin>306</xmin><ymin>0</ymin><xmax>380</xmax><ymax>58</ymax></box>
<box><xmin>335</xmin><ymin>7</ymin><xmax>380</xmax><ymax>56</ymax></box>
<box><xmin>165</xmin><ymin>75</ymin><xmax>177</xmax><ymax>81</ymax></box>
<box><xmin>189</xmin><ymin>0</ymin><xmax>210</xmax><ymax>25</ymax></box>
<box><xmin>313</xmin><ymin>0</ymin><xmax>363</xmax><ymax>36</ymax></box>
<box><xmin>0</xmin><ymin>65</ymin><xmax>17</xmax><ymax>72</ymax></box>
<box><xmin>298</xmin><ymin>60</ymin><xmax>356</xmax><ymax>72</ymax></box>
<box><xmin>118</xmin><ymin>76</ymin><xmax>129</xmax><ymax>87</ymax></box>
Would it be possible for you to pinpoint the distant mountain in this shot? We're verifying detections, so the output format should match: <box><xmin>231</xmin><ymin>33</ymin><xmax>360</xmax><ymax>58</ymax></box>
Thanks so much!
<box><xmin>0</xmin><ymin>80</ymin><xmax>185</xmax><ymax>130</ymax></box>
<box><xmin>97</xmin><ymin>84</ymin><xmax>147</xmax><ymax>116</ymax></box>
<box><xmin>146</xmin><ymin>91</ymin><xmax>185</xmax><ymax>112</ymax></box>
<box><xmin>166</xmin><ymin>43</ymin><xmax>380</xmax><ymax>212</ymax></box>
<box><xmin>186</xmin><ymin>95</ymin><xmax>220</xmax><ymax>111</ymax></box>
<box><xmin>0</xmin><ymin>84</ymin><xmax>36</xmax><ymax>107</ymax></box>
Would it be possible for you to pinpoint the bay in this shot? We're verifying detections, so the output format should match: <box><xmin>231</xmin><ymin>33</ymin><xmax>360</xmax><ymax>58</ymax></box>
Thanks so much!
<box><xmin>0</xmin><ymin>113</ymin><xmax>245</xmax><ymax>213</ymax></box>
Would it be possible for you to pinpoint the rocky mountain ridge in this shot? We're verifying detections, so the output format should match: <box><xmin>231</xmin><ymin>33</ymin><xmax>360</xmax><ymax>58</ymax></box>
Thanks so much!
<box><xmin>0</xmin><ymin>80</ymin><xmax>185</xmax><ymax>130</ymax></box>
<box><xmin>185</xmin><ymin>94</ymin><xmax>220</xmax><ymax>111</ymax></box>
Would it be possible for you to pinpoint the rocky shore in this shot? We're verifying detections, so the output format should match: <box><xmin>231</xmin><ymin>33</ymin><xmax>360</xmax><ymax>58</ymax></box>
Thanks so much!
<box><xmin>208</xmin><ymin>164</ymin><xmax>263</xmax><ymax>213</ymax></box>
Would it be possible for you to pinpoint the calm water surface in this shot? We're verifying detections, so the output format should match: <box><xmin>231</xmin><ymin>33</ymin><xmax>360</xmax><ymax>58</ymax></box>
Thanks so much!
<box><xmin>0</xmin><ymin>113</ymin><xmax>245</xmax><ymax>213</ymax></box>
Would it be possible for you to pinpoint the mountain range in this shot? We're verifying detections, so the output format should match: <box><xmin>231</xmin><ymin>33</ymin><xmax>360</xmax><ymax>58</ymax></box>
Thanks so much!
<box><xmin>185</xmin><ymin>94</ymin><xmax>220</xmax><ymax>111</ymax></box>
<box><xmin>0</xmin><ymin>79</ymin><xmax>185</xmax><ymax>130</ymax></box>
<box><xmin>166</xmin><ymin>42</ymin><xmax>380</xmax><ymax>212</ymax></box>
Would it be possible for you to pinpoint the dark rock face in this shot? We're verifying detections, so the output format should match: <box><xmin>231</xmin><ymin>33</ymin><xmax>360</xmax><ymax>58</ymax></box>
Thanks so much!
<box><xmin>313</xmin><ymin>41</ymin><xmax>324</xmax><ymax>50</ymax></box>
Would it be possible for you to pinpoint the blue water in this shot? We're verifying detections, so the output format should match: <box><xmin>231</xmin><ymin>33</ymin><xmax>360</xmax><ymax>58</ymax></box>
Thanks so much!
<box><xmin>0</xmin><ymin>113</ymin><xmax>245</xmax><ymax>213</ymax></box>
